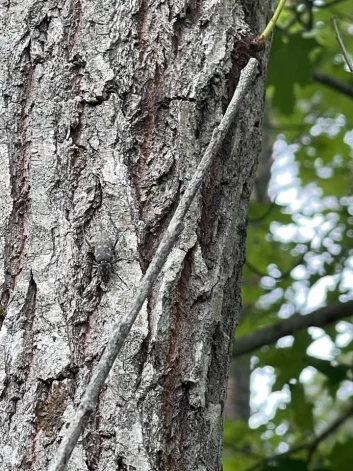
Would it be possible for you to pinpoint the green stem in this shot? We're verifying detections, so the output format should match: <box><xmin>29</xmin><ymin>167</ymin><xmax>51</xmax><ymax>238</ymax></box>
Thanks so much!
<box><xmin>260</xmin><ymin>0</ymin><xmax>287</xmax><ymax>40</ymax></box>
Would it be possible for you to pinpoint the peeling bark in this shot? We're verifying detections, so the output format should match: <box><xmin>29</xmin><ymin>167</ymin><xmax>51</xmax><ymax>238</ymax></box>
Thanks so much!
<box><xmin>0</xmin><ymin>1</ymin><xmax>271</xmax><ymax>470</ymax></box>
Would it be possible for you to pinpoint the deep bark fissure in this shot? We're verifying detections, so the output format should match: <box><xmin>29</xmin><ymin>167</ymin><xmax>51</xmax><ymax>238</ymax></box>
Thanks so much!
<box><xmin>0</xmin><ymin>1</ymin><xmax>270</xmax><ymax>469</ymax></box>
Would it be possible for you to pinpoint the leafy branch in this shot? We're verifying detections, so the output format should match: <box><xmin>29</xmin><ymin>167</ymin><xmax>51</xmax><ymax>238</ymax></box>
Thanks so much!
<box><xmin>244</xmin><ymin>403</ymin><xmax>353</xmax><ymax>471</ymax></box>
<box><xmin>313</xmin><ymin>71</ymin><xmax>353</xmax><ymax>98</ymax></box>
<box><xmin>233</xmin><ymin>300</ymin><xmax>353</xmax><ymax>358</ymax></box>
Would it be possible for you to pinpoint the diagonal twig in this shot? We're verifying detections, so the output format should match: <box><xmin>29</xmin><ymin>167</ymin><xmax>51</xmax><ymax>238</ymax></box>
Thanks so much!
<box><xmin>331</xmin><ymin>17</ymin><xmax>353</xmax><ymax>73</ymax></box>
<box><xmin>48</xmin><ymin>58</ymin><xmax>259</xmax><ymax>471</ymax></box>
<box><xmin>244</xmin><ymin>404</ymin><xmax>353</xmax><ymax>471</ymax></box>
<box><xmin>313</xmin><ymin>70</ymin><xmax>353</xmax><ymax>98</ymax></box>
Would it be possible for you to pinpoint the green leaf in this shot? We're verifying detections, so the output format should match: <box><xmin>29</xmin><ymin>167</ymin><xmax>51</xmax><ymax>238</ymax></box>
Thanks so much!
<box><xmin>290</xmin><ymin>383</ymin><xmax>314</xmax><ymax>431</ymax></box>
<box><xmin>324</xmin><ymin>323</ymin><xmax>339</xmax><ymax>343</ymax></box>
<box><xmin>262</xmin><ymin>459</ymin><xmax>308</xmax><ymax>471</ymax></box>
<box><xmin>259</xmin><ymin>347</ymin><xmax>308</xmax><ymax>389</ymax></box>
<box><xmin>223</xmin><ymin>454</ymin><xmax>257</xmax><ymax>471</ymax></box>
<box><xmin>242</xmin><ymin>284</ymin><xmax>266</xmax><ymax>305</ymax></box>
<box><xmin>223</xmin><ymin>419</ymin><xmax>249</xmax><ymax>447</ymax></box>
<box><xmin>292</xmin><ymin>331</ymin><xmax>313</xmax><ymax>354</ymax></box>
<box><xmin>249</xmin><ymin>202</ymin><xmax>293</xmax><ymax>226</ymax></box>
<box><xmin>267</xmin><ymin>34</ymin><xmax>321</xmax><ymax>114</ymax></box>
<box><xmin>308</xmin><ymin>357</ymin><xmax>351</xmax><ymax>383</ymax></box>
<box><xmin>329</xmin><ymin>438</ymin><xmax>353</xmax><ymax>471</ymax></box>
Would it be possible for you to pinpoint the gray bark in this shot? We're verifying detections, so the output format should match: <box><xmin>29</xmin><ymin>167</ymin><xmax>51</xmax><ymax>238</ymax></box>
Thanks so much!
<box><xmin>0</xmin><ymin>1</ymin><xmax>270</xmax><ymax>470</ymax></box>
<box><xmin>226</xmin><ymin>106</ymin><xmax>274</xmax><ymax>422</ymax></box>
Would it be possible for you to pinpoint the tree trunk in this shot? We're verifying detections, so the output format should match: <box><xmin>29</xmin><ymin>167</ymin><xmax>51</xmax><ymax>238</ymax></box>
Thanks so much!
<box><xmin>226</xmin><ymin>106</ymin><xmax>275</xmax><ymax>422</ymax></box>
<box><xmin>0</xmin><ymin>1</ymin><xmax>270</xmax><ymax>470</ymax></box>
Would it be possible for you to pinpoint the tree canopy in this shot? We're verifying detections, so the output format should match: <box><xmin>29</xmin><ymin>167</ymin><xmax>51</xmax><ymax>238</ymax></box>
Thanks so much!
<box><xmin>224</xmin><ymin>1</ymin><xmax>353</xmax><ymax>470</ymax></box>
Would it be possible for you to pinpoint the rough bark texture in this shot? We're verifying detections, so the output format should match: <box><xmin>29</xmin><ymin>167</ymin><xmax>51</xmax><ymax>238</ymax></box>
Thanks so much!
<box><xmin>0</xmin><ymin>1</ymin><xmax>270</xmax><ymax>470</ymax></box>
<box><xmin>226</xmin><ymin>106</ymin><xmax>274</xmax><ymax>422</ymax></box>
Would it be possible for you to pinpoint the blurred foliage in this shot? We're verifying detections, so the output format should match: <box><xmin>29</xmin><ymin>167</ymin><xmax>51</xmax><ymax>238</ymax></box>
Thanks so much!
<box><xmin>224</xmin><ymin>1</ymin><xmax>353</xmax><ymax>470</ymax></box>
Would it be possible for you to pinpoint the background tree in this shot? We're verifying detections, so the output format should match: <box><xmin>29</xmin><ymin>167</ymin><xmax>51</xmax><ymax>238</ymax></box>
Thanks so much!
<box><xmin>224</xmin><ymin>1</ymin><xmax>353</xmax><ymax>470</ymax></box>
<box><xmin>0</xmin><ymin>1</ymin><xmax>272</xmax><ymax>470</ymax></box>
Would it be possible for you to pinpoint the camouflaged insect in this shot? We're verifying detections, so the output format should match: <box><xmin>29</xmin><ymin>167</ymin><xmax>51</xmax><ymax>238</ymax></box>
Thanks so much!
<box><xmin>94</xmin><ymin>232</ymin><xmax>118</xmax><ymax>284</ymax></box>
<box><xmin>90</xmin><ymin>230</ymin><xmax>127</xmax><ymax>288</ymax></box>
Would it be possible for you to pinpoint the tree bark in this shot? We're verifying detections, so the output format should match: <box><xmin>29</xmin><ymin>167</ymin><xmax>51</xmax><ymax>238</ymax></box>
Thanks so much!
<box><xmin>0</xmin><ymin>1</ymin><xmax>270</xmax><ymax>470</ymax></box>
<box><xmin>226</xmin><ymin>105</ymin><xmax>275</xmax><ymax>422</ymax></box>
